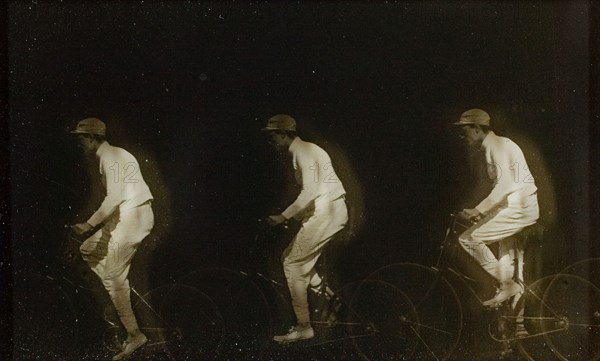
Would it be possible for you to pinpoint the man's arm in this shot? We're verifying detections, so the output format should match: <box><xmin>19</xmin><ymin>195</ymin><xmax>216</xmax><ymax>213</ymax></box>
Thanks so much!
<box><xmin>72</xmin><ymin>221</ymin><xmax>94</xmax><ymax>235</ymax></box>
<box><xmin>267</xmin><ymin>214</ymin><xmax>287</xmax><ymax>226</ymax></box>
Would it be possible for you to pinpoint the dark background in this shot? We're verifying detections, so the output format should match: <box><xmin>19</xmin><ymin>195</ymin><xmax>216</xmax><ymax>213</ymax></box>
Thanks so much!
<box><xmin>2</xmin><ymin>0</ymin><xmax>599</xmax><ymax>358</ymax></box>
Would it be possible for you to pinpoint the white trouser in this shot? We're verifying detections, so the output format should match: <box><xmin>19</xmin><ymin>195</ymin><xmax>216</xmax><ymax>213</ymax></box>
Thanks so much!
<box><xmin>80</xmin><ymin>203</ymin><xmax>154</xmax><ymax>333</ymax></box>
<box><xmin>282</xmin><ymin>196</ymin><xmax>348</xmax><ymax>325</ymax></box>
<box><xmin>459</xmin><ymin>195</ymin><xmax>539</xmax><ymax>283</ymax></box>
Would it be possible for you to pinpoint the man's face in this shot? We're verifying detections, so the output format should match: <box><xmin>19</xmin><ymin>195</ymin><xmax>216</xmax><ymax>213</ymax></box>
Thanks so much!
<box><xmin>76</xmin><ymin>134</ymin><xmax>95</xmax><ymax>154</ymax></box>
<box><xmin>457</xmin><ymin>125</ymin><xmax>481</xmax><ymax>148</ymax></box>
<box><xmin>266</xmin><ymin>130</ymin><xmax>286</xmax><ymax>149</ymax></box>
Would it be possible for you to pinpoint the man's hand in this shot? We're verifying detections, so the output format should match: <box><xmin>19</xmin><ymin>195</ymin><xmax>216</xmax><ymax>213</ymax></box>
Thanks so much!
<box><xmin>459</xmin><ymin>208</ymin><xmax>483</xmax><ymax>222</ymax></box>
<box><xmin>72</xmin><ymin>222</ymin><xmax>94</xmax><ymax>236</ymax></box>
<box><xmin>266</xmin><ymin>214</ymin><xmax>287</xmax><ymax>227</ymax></box>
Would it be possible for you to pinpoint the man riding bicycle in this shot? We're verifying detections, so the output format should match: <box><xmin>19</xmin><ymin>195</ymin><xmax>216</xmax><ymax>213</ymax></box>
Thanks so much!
<box><xmin>454</xmin><ymin>109</ymin><xmax>539</xmax><ymax>307</ymax></box>
<box><xmin>262</xmin><ymin>114</ymin><xmax>348</xmax><ymax>343</ymax></box>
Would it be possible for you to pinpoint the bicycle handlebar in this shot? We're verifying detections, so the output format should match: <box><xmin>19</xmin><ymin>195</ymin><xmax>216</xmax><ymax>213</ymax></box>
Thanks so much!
<box><xmin>442</xmin><ymin>212</ymin><xmax>480</xmax><ymax>245</ymax></box>
<box><xmin>64</xmin><ymin>224</ymin><xmax>84</xmax><ymax>244</ymax></box>
<box><xmin>257</xmin><ymin>217</ymin><xmax>289</xmax><ymax>229</ymax></box>
<box><xmin>450</xmin><ymin>212</ymin><xmax>481</xmax><ymax>226</ymax></box>
<box><xmin>60</xmin><ymin>225</ymin><xmax>83</xmax><ymax>265</ymax></box>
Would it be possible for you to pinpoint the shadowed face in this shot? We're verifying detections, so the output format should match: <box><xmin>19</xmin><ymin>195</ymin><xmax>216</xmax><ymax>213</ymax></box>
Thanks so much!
<box><xmin>265</xmin><ymin>130</ymin><xmax>287</xmax><ymax>149</ymax></box>
<box><xmin>457</xmin><ymin>125</ymin><xmax>483</xmax><ymax>148</ymax></box>
<box><xmin>76</xmin><ymin>134</ymin><xmax>96</xmax><ymax>154</ymax></box>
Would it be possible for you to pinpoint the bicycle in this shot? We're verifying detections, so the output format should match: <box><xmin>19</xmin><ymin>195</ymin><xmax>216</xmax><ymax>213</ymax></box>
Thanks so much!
<box><xmin>173</xmin><ymin>221</ymin><xmax>423</xmax><ymax>361</ymax></box>
<box><xmin>359</xmin><ymin>213</ymin><xmax>600</xmax><ymax>361</ymax></box>
<box><xmin>12</xmin><ymin>226</ymin><xmax>226</xmax><ymax>361</ymax></box>
<box><xmin>12</xmin><ymin>225</ymin><xmax>127</xmax><ymax>360</ymax></box>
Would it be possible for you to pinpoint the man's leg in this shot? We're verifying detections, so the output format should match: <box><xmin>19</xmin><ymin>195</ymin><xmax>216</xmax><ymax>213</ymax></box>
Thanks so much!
<box><xmin>459</xmin><ymin>206</ymin><xmax>535</xmax><ymax>305</ymax></box>
<box><xmin>103</xmin><ymin>205</ymin><xmax>153</xmax><ymax>360</ymax></box>
<box><xmin>282</xmin><ymin>230</ymin><xmax>323</xmax><ymax>326</ymax></box>
<box><xmin>308</xmin><ymin>269</ymin><xmax>336</xmax><ymax>300</ymax></box>
<box><xmin>274</xmin><ymin>199</ymin><xmax>347</xmax><ymax>343</ymax></box>
<box><xmin>79</xmin><ymin>215</ymin><xmax>123</xmax><ymax>341</ymax></box>
<box><xmin>80</xmin><ymin>216</ymin><xmax>118</xmax><ymax>279</ymax></box>
<box><xmin>498</xmin><ymin>240</ymin><xmax>524</xmax><ymax>283</ymax></box>
<box><xmin>271</xmin><ymin>234</ymin><xmax>318</xmax><ymax>343</ymax></box>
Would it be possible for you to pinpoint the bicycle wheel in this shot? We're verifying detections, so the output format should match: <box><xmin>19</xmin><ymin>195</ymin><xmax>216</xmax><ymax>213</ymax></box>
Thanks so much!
<box><xmin>134</xmin><ymin>284</ymin><xmax>226</xmax><ymax>360</ymax></box>
<box><xmin>557</xmin><ymin>258</ymin><xmax>600</xmax><ymax>288</ymax></box>
<box><xmin>541</xmin><ymin>274</ymin><xmax>600</xmax><ymax>361</ymax></box>
<box><xmin>178</xmin><ymin>267</ymin><xmax>274</xmax><ymax>357</ymax></box>
<box><xmin>362</xmin><ymin>262</ymin><xmax>463</xmax><ymax>361</ymax></box>
<box><xmin>345</xmin><ymin>279</ymin><xmax>420</xmax><ymax>361</ymax></box>
<box><xmin>12</xmin><ymin>272</ymin><xmax>80</xmax><ymax>359</ymax></box>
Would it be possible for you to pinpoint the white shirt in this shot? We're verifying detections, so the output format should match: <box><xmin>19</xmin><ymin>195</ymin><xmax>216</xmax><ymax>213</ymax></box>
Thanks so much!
<box><xmin>282</xmin><ymin>137</ymin><xmax>346</xmax><ymax>220</ymax></box>
<box><xmin>87</xmin><ymin>142</ymin><xmax>153</xmax><ymax>226</ymax></box>
<box><xmin>475</xmin><ymin>131</ymin><xmax>538</xmax><ymax>214</ymax></box>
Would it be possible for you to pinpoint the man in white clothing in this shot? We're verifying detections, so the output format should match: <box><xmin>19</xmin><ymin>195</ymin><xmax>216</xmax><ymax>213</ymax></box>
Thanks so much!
<box><xmin>70</xmin><ymin>118</ymin><xmax>154</xmax><ymax>360</ymax></box>
<box><xmin>454</xmin><ymin>109</ymin><xmax>539</xmax><ymax>307</ymax></box>
<box><xmin>262</xmin><ymin>114</ymin><xmax>348</xmax><ymax>343</ymax></box>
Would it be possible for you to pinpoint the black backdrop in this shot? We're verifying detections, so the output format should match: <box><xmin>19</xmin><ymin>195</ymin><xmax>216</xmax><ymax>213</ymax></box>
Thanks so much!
<box><xmin>2</xmin><ymin>1</ymin><xmax>599</xmax><ymax>355</ymax></box>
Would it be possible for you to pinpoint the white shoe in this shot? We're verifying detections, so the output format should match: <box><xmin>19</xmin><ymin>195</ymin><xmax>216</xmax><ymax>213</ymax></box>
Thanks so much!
<box><xmin>483</xmin><ymin>280</ymin><xmax>523</xmax><ymax>307</ymax></box>
<box><xmin>273</xmin><ymin>325</ymin><xmax>315</xmax><ymax>344</ymax></box>
<box><xmin>112</xmin><ymin>333</ymin><xmax>148</xmax><ymax>360</ymax></box>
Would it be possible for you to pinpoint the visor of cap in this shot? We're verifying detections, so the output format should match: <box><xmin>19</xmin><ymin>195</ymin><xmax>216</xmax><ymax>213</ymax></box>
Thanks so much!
<box><xmin>453</xmin><ymin>120</ymin><xmax>476</xmax><ymax>126</ymax></box>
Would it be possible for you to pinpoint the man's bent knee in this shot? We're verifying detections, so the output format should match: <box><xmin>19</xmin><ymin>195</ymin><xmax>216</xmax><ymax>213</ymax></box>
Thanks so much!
<box><xmin>283</xmin><ymin>258</ymin><xmax>298</xmax><ymax>278</ymax></box>
<box><xmin>102</xmin><ymin>277</ymin><xmax>128</xmax><ymax>296</ymax></box>
<box><xmin>458</xmin><ymin>236</ymin><xmax>481</xmax><ymax>259</ymax></box>
<box><xmin>458</xmin><ymin>235</ymin><xmax>474</xmax><ymax>250</ymax></box>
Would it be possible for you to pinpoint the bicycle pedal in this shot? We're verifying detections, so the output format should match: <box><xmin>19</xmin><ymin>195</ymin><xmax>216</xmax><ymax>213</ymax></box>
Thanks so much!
<box><xmin>318</xmin><ymin>317</ymin><xmax>337</xmax><ymax>328</ymax></box>
<box><xmin>498</xmin><ymin>347</ymin><xmax>514</xmax><ymax>358</ymax></box>
<box><xmin>364</xmin><ymin>322</ymin><xmax>377</xmax><ymax>333</ymax></box>
<box><xmin>514</xmin><ymin>323</ymin><xmax>529</xmax><ymax>338</ymax></box>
